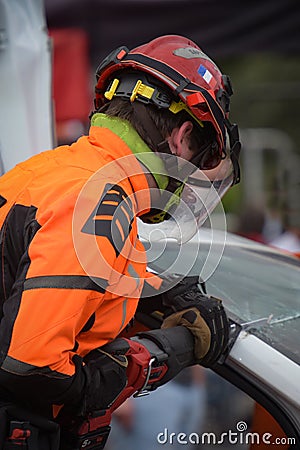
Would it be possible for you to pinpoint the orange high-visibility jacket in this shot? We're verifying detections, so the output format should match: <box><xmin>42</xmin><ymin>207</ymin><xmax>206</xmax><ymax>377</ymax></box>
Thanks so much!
<box><xmin>0</xmin><ymin>115</ymin><xmax>160</xmax><ymax>411</ymax></box>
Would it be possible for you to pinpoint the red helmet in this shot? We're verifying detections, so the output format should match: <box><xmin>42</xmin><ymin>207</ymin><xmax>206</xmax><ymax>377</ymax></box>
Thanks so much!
<box><xmin>94</xmin><ymin>35</ymin><xmax>240</xmax><ymax>184</ymax></box>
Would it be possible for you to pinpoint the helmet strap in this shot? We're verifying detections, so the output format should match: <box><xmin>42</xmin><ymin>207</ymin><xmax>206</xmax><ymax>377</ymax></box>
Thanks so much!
<box><xmin>224</xmin><ymin>118</ymin><xmax>241</xmax><ymax>185</ymax></box>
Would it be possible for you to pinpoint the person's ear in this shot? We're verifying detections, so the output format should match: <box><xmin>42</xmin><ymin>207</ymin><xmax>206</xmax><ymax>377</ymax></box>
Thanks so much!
<box><xmin>168</xmin><ymin>121</ymin><xmax>193</xmax><ymax>156</ymax></box>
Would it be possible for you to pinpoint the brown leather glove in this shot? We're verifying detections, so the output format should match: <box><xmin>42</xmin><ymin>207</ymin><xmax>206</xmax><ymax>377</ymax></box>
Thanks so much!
<box><xmin>160</xmin><ymin>276</ymin><xmax>229</xmax><ymax>367</ymax></box>
<box><xmin>161</xmin><ymin>307</ymin><xmax>211</xmax><ymax>360</ymax></box>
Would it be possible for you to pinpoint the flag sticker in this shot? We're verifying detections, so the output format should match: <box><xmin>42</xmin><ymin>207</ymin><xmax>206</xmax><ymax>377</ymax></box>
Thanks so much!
<box><xmin>198</xmin><ymin>64</ymin><xmax>215</xmax><ymax>87</ymax></box>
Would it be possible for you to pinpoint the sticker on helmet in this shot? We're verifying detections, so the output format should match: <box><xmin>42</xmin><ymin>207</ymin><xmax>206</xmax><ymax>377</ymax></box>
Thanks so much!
<box><xmin>173</xmin><ymin>47</ymin><xmax>213</xmax><ymax>62</ymax></box>
<box><xmin>197</xmin><ymin>64</ymin><xmax>217</xmax><ymax>88</ymax></box>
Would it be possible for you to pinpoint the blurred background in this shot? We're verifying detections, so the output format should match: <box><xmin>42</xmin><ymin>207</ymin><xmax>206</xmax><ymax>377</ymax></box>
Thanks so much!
<box><xmin>0</xmin><ymin>0</ymin><xmax>299</xmax><ymax>448</ymax></box>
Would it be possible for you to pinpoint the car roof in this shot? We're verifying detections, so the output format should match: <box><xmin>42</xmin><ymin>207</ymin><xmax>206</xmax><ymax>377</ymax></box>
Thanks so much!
<box><xmin>144</xmin><ymin>228</ymin><xmax>300</xmax><ymax>365</ymax></box>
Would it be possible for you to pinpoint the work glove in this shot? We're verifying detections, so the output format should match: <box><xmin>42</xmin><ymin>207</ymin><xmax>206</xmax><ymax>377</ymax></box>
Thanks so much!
<box><xmin>160</xmin><ymin>276</ymin><xmax>229</xmax><ymax>367</ymax></box>
<box><xmin>81</xmin><ymin>349</ymin><xmax>128</xmax><ymax>414</ymax></box>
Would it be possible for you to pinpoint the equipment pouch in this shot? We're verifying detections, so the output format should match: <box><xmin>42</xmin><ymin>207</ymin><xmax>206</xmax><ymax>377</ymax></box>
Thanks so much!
<box><xmin>0</xmin><ymin>401</ymin><xmax>60</xmax><ymax>450</ymax></box>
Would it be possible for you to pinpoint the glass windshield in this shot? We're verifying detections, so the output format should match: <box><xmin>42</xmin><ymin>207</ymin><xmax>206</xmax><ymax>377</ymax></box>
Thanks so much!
<box><xmin>145</xmin><ymin>231</ymin><xmax>300</xmax><ymax>364</ymax></box>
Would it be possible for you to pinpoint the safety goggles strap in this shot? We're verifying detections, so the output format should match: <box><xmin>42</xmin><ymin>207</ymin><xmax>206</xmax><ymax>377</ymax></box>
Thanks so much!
<box><xmin>104</xmin><ymin>75</ymin><xmax>205</xmax><ymax>132</ymax></box>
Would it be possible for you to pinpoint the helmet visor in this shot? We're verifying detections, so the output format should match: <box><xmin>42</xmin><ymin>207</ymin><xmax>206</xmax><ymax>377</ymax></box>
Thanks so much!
<box><xmin>138</xmin><ymin>153</ymin><xmax>234</xmax><ymax>244</ymax></box>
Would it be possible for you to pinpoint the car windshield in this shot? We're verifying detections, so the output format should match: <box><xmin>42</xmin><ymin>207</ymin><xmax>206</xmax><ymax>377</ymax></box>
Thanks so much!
<box><xmin>144</xmin><ymin>230</ymin><xmax>300</xmax><ymax>365</ymax></box>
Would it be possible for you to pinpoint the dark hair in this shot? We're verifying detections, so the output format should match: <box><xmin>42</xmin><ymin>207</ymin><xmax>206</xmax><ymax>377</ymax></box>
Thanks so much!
<box><xmin>99</xmin><ymin>97</ymin><xmax>216</xmax><ymax>153</ymax></box>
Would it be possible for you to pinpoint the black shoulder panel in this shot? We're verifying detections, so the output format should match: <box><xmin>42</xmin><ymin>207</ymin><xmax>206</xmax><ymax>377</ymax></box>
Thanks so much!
<box><xmin>81</xmin><ymin>183</ymin><xmax>134</xmax><ymax>256</ymax></box>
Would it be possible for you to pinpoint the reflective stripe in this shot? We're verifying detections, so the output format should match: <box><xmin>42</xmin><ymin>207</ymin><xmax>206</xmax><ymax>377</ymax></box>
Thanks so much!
<box><xmin>1</xmin><ymin>355</ymin><xmax>67</xmax><ymax>378</ymax></box>
<box><xmin>23</xmin><ymin>275</ymin><xmax>108</xmax><ymax>293</ymax></box>
<box><xmin>119</xmin><ymin>298</ymin><xmax>128</xmax><ymax>332</ymax></box>
<box><xmin>127</xmin><ymin>264</ymin><xmax>140</xmax><ymax>289</ymax></box>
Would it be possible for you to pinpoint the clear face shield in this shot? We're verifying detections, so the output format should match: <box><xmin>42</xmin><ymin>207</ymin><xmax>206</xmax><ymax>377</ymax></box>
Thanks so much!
<box><xmin>138</xmin><ymin>150</ymin><xmax>235</xmax><ymax>244</ymax></box>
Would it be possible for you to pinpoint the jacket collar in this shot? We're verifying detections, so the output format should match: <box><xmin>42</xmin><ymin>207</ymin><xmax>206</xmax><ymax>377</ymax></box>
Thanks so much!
<box><xmin>90</xmin><ymin>113</ymin><xmax>168</xmax><ymax>190</ymax></box>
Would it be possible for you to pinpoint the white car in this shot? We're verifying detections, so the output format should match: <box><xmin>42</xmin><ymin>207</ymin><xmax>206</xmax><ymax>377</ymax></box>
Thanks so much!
<box><xmin>140</xmin><ymin>228</ymin><xmax>300</xmax><ymax>448</ymax></box>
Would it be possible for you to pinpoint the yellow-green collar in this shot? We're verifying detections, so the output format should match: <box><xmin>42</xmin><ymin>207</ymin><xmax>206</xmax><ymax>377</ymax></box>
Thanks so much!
<box><xmin>91</xmin><ymin>113</ymin><xmax>168</xmax><ymax>190</ymax></box>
